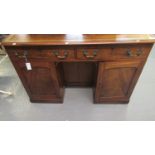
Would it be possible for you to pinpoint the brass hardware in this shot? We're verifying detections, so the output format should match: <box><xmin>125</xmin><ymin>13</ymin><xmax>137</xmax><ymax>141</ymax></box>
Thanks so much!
<box><xmin>15</xmin><ymin>51</ymin><xmax>28</xmax><ymax>62</ymax></box>
<box><xmin>137</xmin><ymin>48</ymin><xmax>143</xmax><ymax>56</ymax></box>
<box><xmin>53</xmin><ymin>51</ymin><xmax>68</xmax><ymax>59</ymax></box>
<box><xmin>15</xmin><ymin>51</ymin><xmax>28</xmax><ymax>58</ymax></box>
<box><xmin>15</xmin><ymin>54</ymin><xmax>26</xmax><ymax>58</ymax></box>
<box><xmin>83</xmin><ymin>50</ymin><xmax>98</xmax><ymax>59</ymax></box>
<box><xmin>127</xmin><ymin>48</ymin><xmax>143</xmax><ymax>57</ymax></box>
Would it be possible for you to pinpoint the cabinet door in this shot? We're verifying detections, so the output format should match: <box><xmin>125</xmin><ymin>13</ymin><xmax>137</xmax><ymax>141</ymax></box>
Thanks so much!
<box><xmin>95</xmin><ymin>61</ymin><xmax>144</xmax><ymax>103</ymax></box>
<box><xmin>14</xmin><ymin>60</ymin><xmax>64</xmax><ymax>103</ymax></box>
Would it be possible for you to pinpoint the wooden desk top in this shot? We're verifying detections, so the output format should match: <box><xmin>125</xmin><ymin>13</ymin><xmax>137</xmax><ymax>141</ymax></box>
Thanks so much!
<box><xmin>2</xmin><ymin>34</ymin><xmax>155</xmax><ymax>46</ymax></box>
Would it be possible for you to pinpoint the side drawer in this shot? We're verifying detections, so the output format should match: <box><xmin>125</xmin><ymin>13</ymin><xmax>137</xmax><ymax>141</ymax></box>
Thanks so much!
<box><xmin>6</xmin><ymin>46</ymin><xmax>75</xmax><ymax>61</ymax></box>
<box><xmin>112</xmin><ymin>44</ymin><xmax>153</xmax><ymax>60</ymax></box>
<box><xmin>76</xmin><ymin>44</ymin><xmax>153</xmax><ymax>61</ymax></box>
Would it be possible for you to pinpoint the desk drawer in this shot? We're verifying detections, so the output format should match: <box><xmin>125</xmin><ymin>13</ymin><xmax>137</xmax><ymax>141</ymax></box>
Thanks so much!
<box><xmin>44</xmin><ymin>48</ymin><xmax>75</xmax><ymax>61</ymax></box>
<box><xmin>77</xmin><ymin>44</ymin><xmax>152</xmax><ymax>61</ymax></box>
<box><xmin>7</xmin><ymin>47</ymin><xmax>75</xmax><ymax>61</ymax></box>
<box><xmin>112</xmin><ymin>44</ymin><xmax>152</xmax><ymax>60</ymax></box>
<box><xmin>77</xmin><ymin>46</ymin><xmax>112</xmax><ymax>60</ymax></box>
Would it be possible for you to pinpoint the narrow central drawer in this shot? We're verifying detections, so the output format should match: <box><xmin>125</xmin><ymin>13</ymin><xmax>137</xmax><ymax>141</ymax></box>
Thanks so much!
<box><xmin>77</xmin><ymin>46</ymin><xmax>112</xmax><ymax>61</ymax></box>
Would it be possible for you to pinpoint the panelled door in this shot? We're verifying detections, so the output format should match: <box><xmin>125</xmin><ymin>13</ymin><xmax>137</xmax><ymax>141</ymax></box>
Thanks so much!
<box><xmin>13</xmin><ymin>59</ymin><xmax>64</xmax><ymax>103</ymax></box>
<box><xmin>95</xmin><ymin>60</ymin><xmax>144</xmax><ymax>103</ymax></box>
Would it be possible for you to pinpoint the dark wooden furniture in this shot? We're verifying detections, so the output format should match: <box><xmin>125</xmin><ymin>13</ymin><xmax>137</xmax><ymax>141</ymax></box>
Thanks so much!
<box><xmin>2</xmin><ymin>34</ymin><xmax>155</xmax><ymax>103</ymax></box>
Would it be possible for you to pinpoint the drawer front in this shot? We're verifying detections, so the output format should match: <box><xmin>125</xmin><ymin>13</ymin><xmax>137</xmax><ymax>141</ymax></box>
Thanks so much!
<box><xmin>7</xmin><ymin>47</ymin><xmax>75</xmax><ymax>61</ymax></box>
<box><xmin>6</xmin><ymin>44</ymin><xmax>152</xmax><ymax>62</ymax></box>
<box><xmin>77</xmin><ymin>46</ymin><xmax>112</xmax><ymax>60</ymax></box>
<box><xmin>48</xmin><ymin>48</ymin><xmax>75</xmax><ymax>61</ymax></box>
<box><xmin>77</xmin><ymin>44</ymin><xmax>152</xmax><ymax>61</ymax></box>
<box><xmin>112</xmin><ymin>44</ymin><xmax>152</xmax><ymax>60</ymax></box>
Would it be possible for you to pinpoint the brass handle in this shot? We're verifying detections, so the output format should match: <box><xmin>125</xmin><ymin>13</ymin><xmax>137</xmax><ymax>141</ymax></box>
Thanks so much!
<box><xmin>85</xmin><ymin>55</ymin><xmax>96</xmax><ymax>59</ymax></box>
<box><xmin>127</xmin><ymin>48</ymin><xmax>143</xmax><ymax>57</ymax></box>
<box><xmin>83</xmin><ymin>50</ymin><xmax>98</xmax><ymax>59</ymax></box>
<box><xmin>57</xmin><ymin>55</ymin><xmax>67</xmax><ymax>59</ymax></box>
<box><xmin>15</xmin><ymin>51</ymin><xmax>28</xmax><ymax>58</ymax></box>
<box><xmin>53</xmin><ymin>51</ymin><xmax>68</xmax><ymax>59</ymax></box>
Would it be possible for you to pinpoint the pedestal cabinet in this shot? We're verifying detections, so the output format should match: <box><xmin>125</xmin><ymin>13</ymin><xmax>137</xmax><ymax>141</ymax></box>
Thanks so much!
<box><xmin>2</xmin><ymin>34</ymin><xmax>155</xmax><ymax>103</ymax></box>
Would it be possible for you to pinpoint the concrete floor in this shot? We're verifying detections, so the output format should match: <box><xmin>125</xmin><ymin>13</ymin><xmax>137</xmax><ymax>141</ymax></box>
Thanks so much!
<box><xmin>0</xmin><ymin>45</ymin><xmax>155</xmax><ymax>121</ymax></box>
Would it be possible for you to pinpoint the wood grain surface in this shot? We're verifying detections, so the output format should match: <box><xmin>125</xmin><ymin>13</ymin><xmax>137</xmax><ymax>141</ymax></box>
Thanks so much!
<box><xmin>2</xmin><ymin>34</ymin><xmax>155</xmax><ymax>46</ymax></box>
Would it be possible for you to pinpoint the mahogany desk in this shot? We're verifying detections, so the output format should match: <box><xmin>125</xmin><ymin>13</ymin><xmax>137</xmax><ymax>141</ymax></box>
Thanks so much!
<box><xmin>2</xmin><ymin>34</ymin><xmax>155</xmax><ymax>103</ymax></box>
